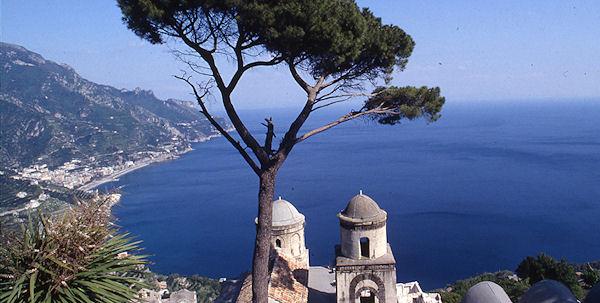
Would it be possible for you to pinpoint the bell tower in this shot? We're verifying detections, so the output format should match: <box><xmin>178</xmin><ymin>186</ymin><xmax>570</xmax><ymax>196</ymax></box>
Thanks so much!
<box><xmin>335</xmin><ymin>191</ymin><xmax>397</xmax><ymax>303</ymax></box>
<box><xmin>263</xmin><ymin>197</ymin><xmax>309</xmax><ymax>267</ymax></box>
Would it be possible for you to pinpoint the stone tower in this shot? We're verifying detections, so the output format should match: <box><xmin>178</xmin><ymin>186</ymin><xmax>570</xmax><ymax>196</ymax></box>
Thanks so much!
<box><xmin>266</xmin><ymin>197</ymin><xmax>309</xmax><ymax>267</ymax></box>
<box><xmin>335</xmin><ymin>191</ymin><xmax>397</xmax><ymax>303</ymax></box>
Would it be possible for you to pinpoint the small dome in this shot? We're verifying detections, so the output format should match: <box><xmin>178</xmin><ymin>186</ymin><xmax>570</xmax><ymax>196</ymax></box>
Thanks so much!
<box><xmin>519</xmin><ymin>280</ymin><xmax>578</xmax><ymax>303</ymax></box>
<box><xmin>338</xmin><ymin>191</ymin><xmax>386</xmax><ymax>223</ymax></box>
<box><xmin>271</xmin><ymin>197</ymin><xmax>304</xmax><ymax>227</ymax></box>
<box><xmin>461</xmin><ymin>281</ymin><xmax>513</xmax><ymax>303</ymax></box>
<box><xmin>585</xmin><ymin>282</ymin><xmax>600</xmax><ymax>303</ymax></box>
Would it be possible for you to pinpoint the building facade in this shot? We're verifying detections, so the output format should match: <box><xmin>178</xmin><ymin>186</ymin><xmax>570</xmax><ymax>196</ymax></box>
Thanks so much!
<box><xmin>269</xmin><ymin>197</ymin><xmax>309</xmax><ymax>267</ymax></box>
<box><xmin>223</xmin><ymin>193</ymin><xmax>443</xmax><ymax>303</ymax></box>
<box><xmin>335</xmin><ymin>192</ymin><xmax>398</xmax><ymax>303</ymax></box>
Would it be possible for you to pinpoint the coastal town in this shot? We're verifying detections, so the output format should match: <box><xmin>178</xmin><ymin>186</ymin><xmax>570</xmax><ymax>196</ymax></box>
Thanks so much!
<box><xmin>0</xmin><ymin>139</ymin><xmax>215</xmax><ymax>220</ymax></box>
<box><xmin>12</xmin><ymin>143</ymin><xmax>191</xmax><ymax>191</ymax></box>
<box><xmin>2</xmin><ymin>1</ymin><xmax>599</xmax><ymax>302</ymax></box>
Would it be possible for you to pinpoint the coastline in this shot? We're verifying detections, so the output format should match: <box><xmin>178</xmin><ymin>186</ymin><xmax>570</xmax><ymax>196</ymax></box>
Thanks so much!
<box><xmin>0</xmin><ymin>132</ymin><xmax>228</xmax><ymax>220</ymax></box>
<box><xmin>77</xmin><ymin>158</ymin><xmax>156</xmax><ymax>191</ymax></box>
<box><xmin>78</xmin><ymin>133</ymin><xmax>223</xmax><ymax>192</ymax></box>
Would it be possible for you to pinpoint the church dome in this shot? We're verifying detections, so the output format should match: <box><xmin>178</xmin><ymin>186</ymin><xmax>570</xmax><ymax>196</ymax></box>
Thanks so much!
<box><xmin>461</xmin><ymin>281</ymin><xmax>513</xmax><ymax>303</ymax></box>
<box><xmin>585</xmin><ymin>282</ymin><xmax>600</xmax><ymax>303</ymax></box>
<box><xmin>338</xmin><ymin>191</ymin><xmax>386</xmax><ymax>224</ymax></box>
<box><xmin>271</xmin><ymin>197</ymin><xmax>304</xmax><ymax>227</ymax></box>
<box><xmin>520</xmin><ymin>280</ymin><xmax>578</xmax><ymax>303</ymax></box>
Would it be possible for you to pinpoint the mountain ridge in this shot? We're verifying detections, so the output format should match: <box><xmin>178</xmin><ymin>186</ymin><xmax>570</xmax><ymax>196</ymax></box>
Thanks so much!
<box><xmin>0</xmin><ymin>41</ymin><xmax>223</xmax><ymax>169</ymax></box>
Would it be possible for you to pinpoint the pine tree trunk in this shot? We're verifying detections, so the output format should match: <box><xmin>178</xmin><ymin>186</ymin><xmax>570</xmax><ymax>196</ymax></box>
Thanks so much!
<box><xmin>252</xmin><ymin>169</ymin><xmax>276</xmax><ymax>303</ymax></box>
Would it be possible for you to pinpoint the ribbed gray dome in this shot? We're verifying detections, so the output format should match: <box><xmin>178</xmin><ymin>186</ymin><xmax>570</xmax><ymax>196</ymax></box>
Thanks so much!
<box><xmin>338</xmin><ymin>192</ymin><xmax>386</xmax><ymax>223</ymax></box>
<box><xmin>519</xmin><ymin>280</ymin><xmax>578</xmax><ymax>303</ymax></box>
<box><xmin>461</xmin><ymin>281</ymin><xmax>513</xmax><ymax>303</ymax></box>
<box><xmin>585</xmin><ymin>282</ymin><xmax>600</xmax><ymax>303</ymax></box>
<box><xmin>271</xmin><ymin>197</ymin><xmax>304</xmax><ymax>227</ymax></box>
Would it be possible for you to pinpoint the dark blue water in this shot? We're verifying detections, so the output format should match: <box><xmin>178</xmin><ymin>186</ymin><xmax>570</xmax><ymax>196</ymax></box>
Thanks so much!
<box><xmin>103</xmin><ymin>100</ymin><xmax>600</xmax><ymax>290</ymax></box>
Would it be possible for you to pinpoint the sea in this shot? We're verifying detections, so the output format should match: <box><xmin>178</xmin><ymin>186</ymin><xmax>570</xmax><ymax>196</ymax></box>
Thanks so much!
<box><xmin>100</xmin><ymin>99</ymin><xmax>600</xmax><ymax>290</ymax></box>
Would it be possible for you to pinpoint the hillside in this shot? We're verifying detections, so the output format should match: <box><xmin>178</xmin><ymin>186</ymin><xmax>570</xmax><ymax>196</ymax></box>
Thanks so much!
<box><xmin>0</xmin><ymin>42</ymin><xmax>221</xmax><ymax>169</ymax></box>
<box><xmin>0</xmin><ymin>42</ymin><xmax>229</xmax><ymax>218</ymax></box>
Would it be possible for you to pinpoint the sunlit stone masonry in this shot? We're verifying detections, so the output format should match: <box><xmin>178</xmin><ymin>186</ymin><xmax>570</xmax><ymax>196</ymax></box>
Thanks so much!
<box><xmin>270</xmin><ymin>197</ymin><xmax>310</xmax><ymax>268</ymax></box>
<box><xmin>334</xmin><ymin>192</ymin><xmax>399</xmax><ymax>303</ymax></box>
<box><xmin>218</xmin><ymin>191</ymin><xmax>442</xmax><ymax>303</ymax></box>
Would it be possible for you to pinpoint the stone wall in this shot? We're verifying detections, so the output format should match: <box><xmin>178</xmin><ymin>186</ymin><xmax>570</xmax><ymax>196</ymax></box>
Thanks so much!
<box><xmin>335</xmin><ymin>264</ymin><xmax>397</xmax><ymax>303</ymax></box>
<box><xmin>340</xmin><ymin>223</ymin><xmax>387</xmax><ymax>260</ymax></box>
<box><xmin>272</xmin><ymin>220</ymin><xmax>309</xmax><ymax>267</ymax></box>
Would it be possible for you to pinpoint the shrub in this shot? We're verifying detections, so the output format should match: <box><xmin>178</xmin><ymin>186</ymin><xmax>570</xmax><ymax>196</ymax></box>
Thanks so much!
<box><xmin>161</xmin><ymin>274</ymin><xmax>221</xmax><ymax>303</ymax></box>
<box><xmin>438</xmin><ymin>271</ymin><xmax>529</xmax><ymax>302</ymax></box>
<box><xmin>0</xmin><ymin>198</ymin><xmax>147</xmax><ymax>302</ymax></box>
<box><xmin>582</xmin><ymin>265</ymin><xmax>600</xmax><ymax>287</ymax></box>
<box><xmin>439</xmin><ymin>291</ymin><xmax>461</xmax><ymax>303</ymax></box>
<box><xmin>516</xmin><ymin>253</ymin><xmax>584</xmax><ymax>299</ymax></box>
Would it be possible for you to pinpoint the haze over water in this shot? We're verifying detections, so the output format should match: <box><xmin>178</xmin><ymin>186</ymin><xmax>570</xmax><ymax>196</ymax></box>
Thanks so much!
<box><xmin>104</xmin><ymin>100</ymin><xmax>600</xmax><ymax>289</ymax></box>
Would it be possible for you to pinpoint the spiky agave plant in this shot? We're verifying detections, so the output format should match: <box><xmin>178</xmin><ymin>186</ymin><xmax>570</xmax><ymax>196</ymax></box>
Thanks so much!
<box><xmin>0</xmin><ymin>198</ymin><xmax>147</xmax><ymax>303</ymax></box>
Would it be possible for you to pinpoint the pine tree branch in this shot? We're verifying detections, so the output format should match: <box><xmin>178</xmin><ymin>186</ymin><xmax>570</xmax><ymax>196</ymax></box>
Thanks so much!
<box><xmin>174</xmin><ymin>74</ymin><xmax>261</xmax><ymax>175</ymax></box>
<box><xmin>262</xmin><ymin>118</ymin><xmax>275</xmax><ymax>155</ymax></box>
<box><xmin>296</xmin><ymin>106</ymin><xmax>391</xmax><ymax>143</ymax></box>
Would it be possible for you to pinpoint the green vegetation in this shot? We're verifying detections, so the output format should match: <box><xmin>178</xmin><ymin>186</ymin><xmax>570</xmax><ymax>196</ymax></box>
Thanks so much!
<box><xmin>364</xmin><ymin>86</ymin><xmax>445</xmax><ymax>125</ymax></box>
<box><xmin>516</xmin><ymin>253</ymin><xmax>585</xmax><ymax>299</ymax></box>
<box><xmin>582</xmin><ymin>265</ymin><xmax>600</xmax><ymax>287</ymax></box>
<box><xmin>439</xmin><ymin>271</ymin><xmax>529</xmax><ymax>303</ymax></box>
<box><xmin>117</xmin><ymin>1</ymin><xmax>444</xmax><ymax>301</ymax></box>
<box><xmin>0</xmin><ymin>199</ymin><xmax>147</xmax><ymax>302</ymax></box>
<box><xmin>0</xmin><ymin>169</ymin><xmax>94</xmax><ymax>228</ymax></box>
<box><xmin>162</xmin><ymin>274</ymin><xmax>220</xmax><ymax>303</ymax></box>
<box><xmin>127</xmin><ymin>271</ymin><xmax>221</xmax><ymax>303</ymax></box>
<box><xmin>439</xmin><ymin>254</ymin><xmax>600</xmax><ymax>302</ymax></box>
<box><xmin>0</xmin><ymin>42</ymin><xmax>221</xmax><ymax>169</ymax></box>
<box><xmin>0</xmin><ymin>172</ymin><xmax>43</xmax><ymax>212</ymax></box>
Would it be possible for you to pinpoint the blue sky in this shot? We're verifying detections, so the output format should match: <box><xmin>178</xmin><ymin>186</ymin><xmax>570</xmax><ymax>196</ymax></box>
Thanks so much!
<box><xmin>2</xmin><ymin>0</ymin><xmax>599</xmax><ymax>109</ymax></box>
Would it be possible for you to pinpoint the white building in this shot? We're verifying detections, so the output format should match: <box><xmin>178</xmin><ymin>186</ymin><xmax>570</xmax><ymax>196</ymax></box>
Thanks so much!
<box><xmin>269</xmin><ymin>197</ymin><xmax>309</xmax><ymax>267</ymax></box>
<box><xmin>218</xmin><ymin>191</ymin><xmax>442</xmax><ymax>303</ymax></box>
<box><xmin>396</xmin><ymin>282</ymin><xmax>441</xmax><ymax>303</ymax></box>
<box><xmin>335</xmin><ymin>192</ymin><xmax>398</xmax><ymax>303</ymax></box>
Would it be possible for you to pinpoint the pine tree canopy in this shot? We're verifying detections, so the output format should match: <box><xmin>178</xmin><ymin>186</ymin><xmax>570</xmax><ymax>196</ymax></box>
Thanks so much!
<box><xmin>118</xmin><ymin>0</ymin><xmax>414</xmax><ymax>81</ymax></box>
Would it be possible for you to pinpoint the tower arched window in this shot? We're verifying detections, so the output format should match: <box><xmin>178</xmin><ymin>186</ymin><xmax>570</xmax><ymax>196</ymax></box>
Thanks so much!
<box><xmin>360</xmin><ymin>237</ymin><xmax>370</xmax><ymax>258</ymax></box>
<box><xmin>275</xmin><ymin>239</ymin><xmax>282</xmax><ymax>249</ymax></box>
